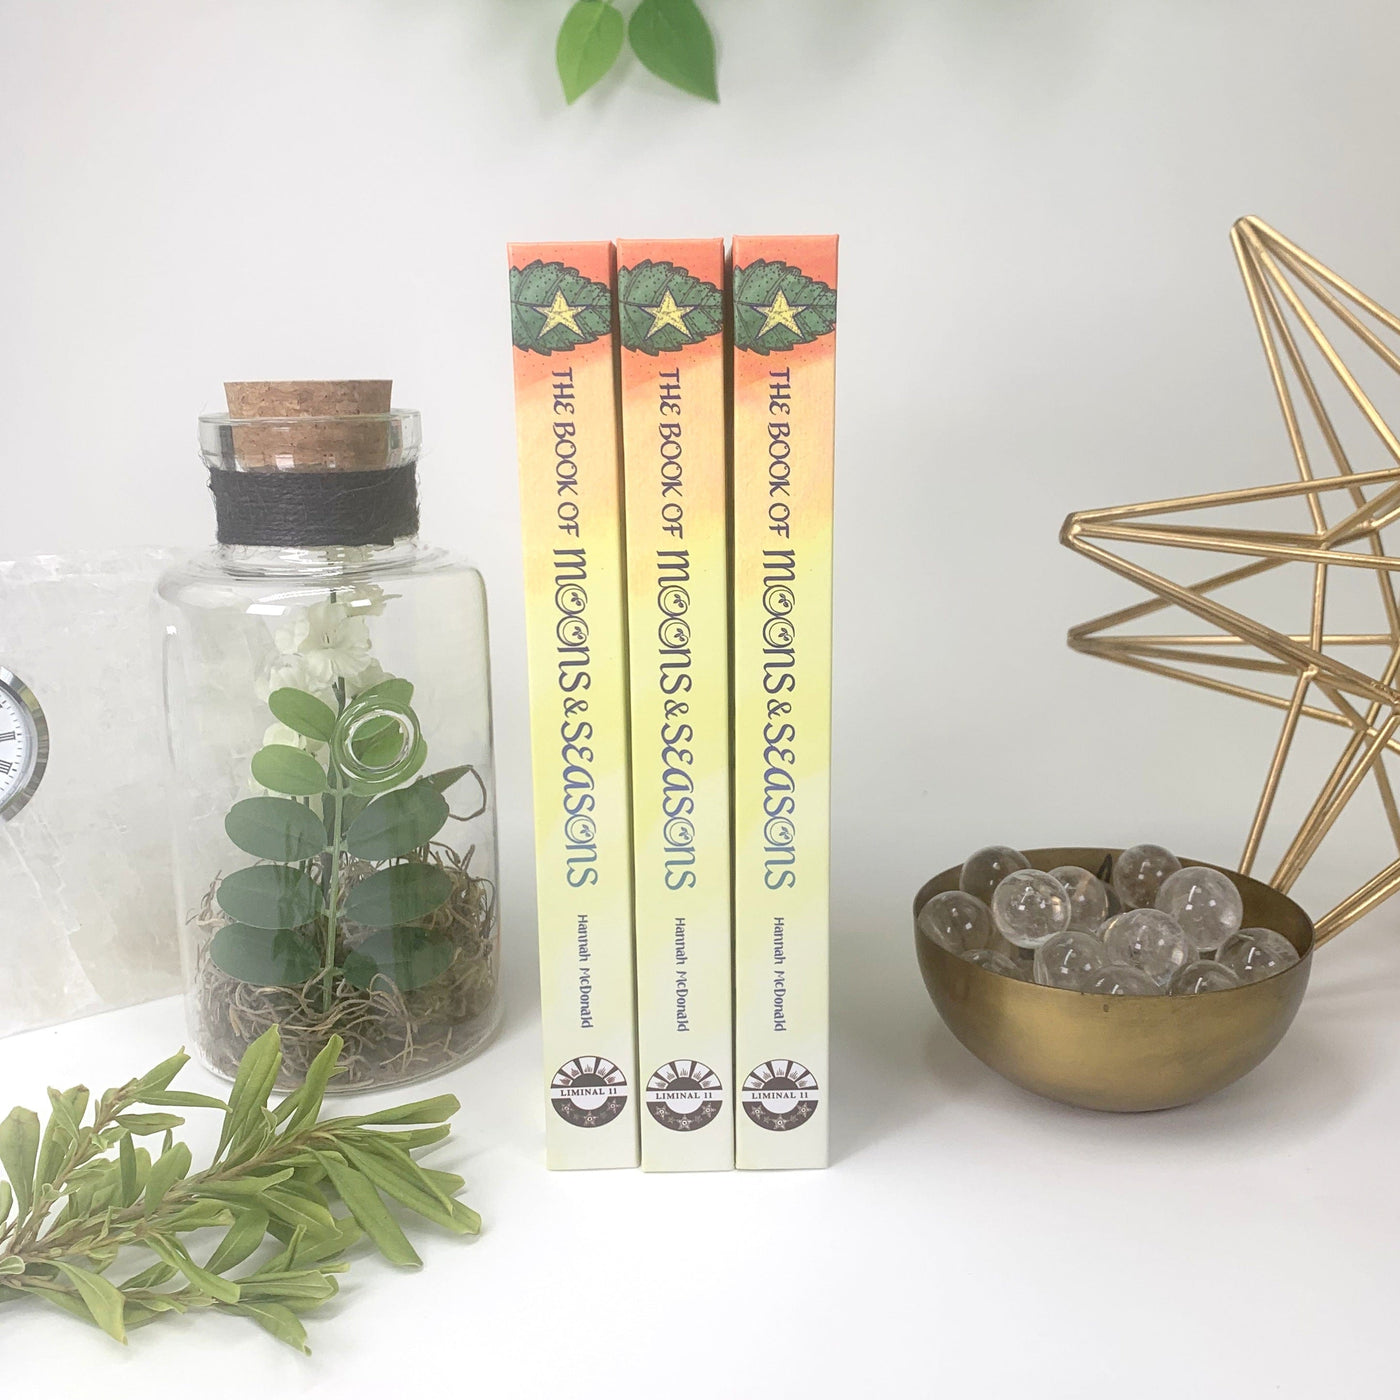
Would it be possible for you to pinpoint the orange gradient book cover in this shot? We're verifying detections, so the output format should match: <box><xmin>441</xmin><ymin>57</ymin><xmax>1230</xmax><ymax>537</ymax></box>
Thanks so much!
<box><xmin>730</xmin><ymin>235</ymin><xmax>838</xmax><ymax>1170</ymax></box>
<box><xmin>616</xmin><ymin>238</ymin><xmax>733</xmax><ymax>1171</ymax></box>
<box><xmin>508</xmin><ymin>242</ymin><xmax>639</xmax><ymax>1169</ymax></box>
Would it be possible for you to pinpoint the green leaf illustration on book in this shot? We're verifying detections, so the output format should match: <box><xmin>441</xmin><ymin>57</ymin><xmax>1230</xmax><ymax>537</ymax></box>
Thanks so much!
<box><xmin>732</xmin><ymin>260</ymin><xmax>837</xmax><ymax>355</ymax></box>
<box><xmin>510</xmin><ymin>260</ymin><xmax>612</xmax><ymax>354</ymax></box>
<box><xmin>617</xmin><ymin>259</ymin><xmax>723</xmax><ymax>353</ymax></box>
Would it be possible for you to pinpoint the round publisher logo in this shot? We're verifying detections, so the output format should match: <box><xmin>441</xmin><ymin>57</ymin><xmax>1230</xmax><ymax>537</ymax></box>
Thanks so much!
<box><xmin>645</xmin><ymin>1059</ymin><xmax>724</xmax><ymax>1132</ymax></box>
<box><xmin>551</xmin><ymin>1057</ymin><xmax>629</xmax><ymax>1128</ymax></box>
<box><xmin>741</xmin><ymin>1059</ymin><xmax>820</xmax><ymax>1132</ymax></box>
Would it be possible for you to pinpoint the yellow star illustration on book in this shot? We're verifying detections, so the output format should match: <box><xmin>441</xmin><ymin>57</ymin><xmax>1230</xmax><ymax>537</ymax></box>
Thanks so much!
<box><xmin>534</xmin><ymin>290</ymin><xmax>585</xmax><ymax>337</ymax></box>
<box><xmin>643</xmin><ymin>290</ymin><xmax>696</xmax><ymax>339</ymax></box>
<box><xmin>755</xmin><ymin>289</ymin><xmax>804</xmax><ymax>338</ymax></box>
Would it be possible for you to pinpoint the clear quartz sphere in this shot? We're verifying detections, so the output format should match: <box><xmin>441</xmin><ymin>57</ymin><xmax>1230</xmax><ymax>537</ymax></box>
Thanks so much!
<box><xmin>1086</xmin><ymin>964</ymin><xmax>1164</xmax><ymax>996</ymax></box>
<box><xmin>962</xmin><ymin>948</ymin><xmax>1025</xmax><ymax>980</ymax></box>
<box><xmin>1049</xmin><ymin>865</ymin><xmax>1111</xmax><ymax>933</ymax></box>
<box><xmin>1102</xmin><ymin>908</ymin><xmax>1196</xmax><ymax>985</ymax></box>
<box><xmin>917</xmin><ymin>891</ymin><xmax>994</xmax><ymax>955</ymax></box>
<box><xmin>1034</xmin><ymin>930</ymin><xmax>1112</xmax><ymax>990</ymax></box>
<box><xmin>990</xmin><ymin>870</ymin><xmax>1072</xmax><ymax>949</ymax></box>
<box><xmin>1215</xmin><ymin>928</ymin><xmax>1301</xmax><ymax>983</ymax></box>
<box><xmin>992</xmin><ymin>933</ymin><xmax>1037</xmax><ymax>979</ymax></box>
<box><xmin>1112</xmin><ymin>843</ymin><xmax>1182</xmax><ymax>909</ymax></box>
<box><xmin>1155</xmin><ymin>866</ymin><xmax>1244</xmax><ymax>952</ymax></box>
<box><xmin>1170</xmin><ymin>959</ymin><xmax>1242</xmax><ymax>995</ymax></box>
<box><xmin>958</xmin><ymin>845</ymin><xmax>1031</xmax><ymax>905</ymax></box>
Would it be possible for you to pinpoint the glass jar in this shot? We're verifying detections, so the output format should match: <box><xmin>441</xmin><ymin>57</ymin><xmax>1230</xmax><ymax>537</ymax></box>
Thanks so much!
<box><xmin>157</xmin><ymin>387</ymin><xmax>500</xmax><ymax>1090</ymax></box>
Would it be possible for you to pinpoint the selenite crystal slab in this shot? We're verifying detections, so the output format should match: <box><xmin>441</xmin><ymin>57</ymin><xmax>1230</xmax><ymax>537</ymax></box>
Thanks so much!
<box><xmin>0</xmin><ymin>551</ymin><xmax>182</xmax><ymax>1036</ymax></box>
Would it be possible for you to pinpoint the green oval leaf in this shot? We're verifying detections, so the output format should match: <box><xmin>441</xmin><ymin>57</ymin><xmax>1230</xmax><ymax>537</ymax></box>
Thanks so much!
<box><xmin>342</xmin><ymin>927</ymin><xmax>455</xmax><ymax>992</ymax></box>
<box><xmin>345</xmin><ymin>863</ymin><xmax>453</xmax><ymax>927</ymax></box>
<box><xmin>347</xmin><ymin>736</ymin><xmax>427</xmax><ymax>797</ymax></box>
<box><xmin>210</xmin><ymin>925</ymin><xmax>321</xmax><ymax>986</ymax></box>
<box><xmin>557</xmin><ymin>0</ymin><xmax>625</xmax><ymax>103</ymax></box>
<box><xmin>267</xmin><ymin>688</ymin><xmax>336</xmax><ymax>743</ymax></box>
<box><xmin>628</xmin><ymin>0</ymin><xmax>717</xmax><ymax>102</ymax></box>
<box><xmin>225</xmin><ymin>797</ymin><xmax>328</xmax><ymax>862</ymax></box>
<box><xmin>427</xmin><ymin>764</ymin><xmax>473</xmax><ymax>794</ymax></box>
<box><xmin>251</xmin><ymin>745</ymin><xmax>327</xmax><ymax>797</ymax></box>
<box><xmin>345</xmin><ymin>780</ymin><xmax>450</xmax><ymax>861</ymax></box>
<box><xmin>216</xmin><ymin>866</ymin><xmax>324</xmax><ymax>929</ymax></box>
<box><xmin>353</xmin><ymin>677</ymin><xmax>413</xmax><ymax>708</ymax></box>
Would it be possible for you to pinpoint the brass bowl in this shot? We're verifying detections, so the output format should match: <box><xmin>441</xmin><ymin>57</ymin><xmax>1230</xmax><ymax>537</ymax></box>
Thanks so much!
<box><xmin>914</xmin><ymin>847</ymin><xmax>1314</xmax><ymax>1111</ymax></box>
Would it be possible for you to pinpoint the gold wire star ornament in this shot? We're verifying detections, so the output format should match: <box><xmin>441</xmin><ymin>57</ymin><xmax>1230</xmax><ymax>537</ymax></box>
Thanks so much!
<box><xmin>1063</xmin><ymin>216</ymin><xmax>1400</xmax><ymax>944</ymax></box>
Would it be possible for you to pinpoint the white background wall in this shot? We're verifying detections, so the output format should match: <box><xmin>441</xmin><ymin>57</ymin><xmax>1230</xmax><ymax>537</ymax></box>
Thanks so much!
<box><xmin>6</xmin><ymin>0</ymin><xmax>1400</xmax><ymax>1031</ymax></box>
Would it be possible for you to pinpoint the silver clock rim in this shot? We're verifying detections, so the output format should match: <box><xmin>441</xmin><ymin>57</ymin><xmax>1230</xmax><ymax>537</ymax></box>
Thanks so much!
<box><xmin>0</xmin><ymin>666</ymin><xmax>49</xmax><ymax>822</ymax></box>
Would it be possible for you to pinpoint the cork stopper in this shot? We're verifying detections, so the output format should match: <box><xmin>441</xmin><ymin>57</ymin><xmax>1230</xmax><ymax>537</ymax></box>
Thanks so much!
<box><xmin>224</xmin><ymin>380</ymin><xmax>393</xmax><ymax>472</ymax></box>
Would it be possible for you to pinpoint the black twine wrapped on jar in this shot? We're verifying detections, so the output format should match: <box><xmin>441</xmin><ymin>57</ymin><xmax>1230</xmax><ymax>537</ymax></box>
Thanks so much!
<box><xmin>208</xmin><ymin>464</ymin><xmax>419</xmax><ymax>548</ymax></box>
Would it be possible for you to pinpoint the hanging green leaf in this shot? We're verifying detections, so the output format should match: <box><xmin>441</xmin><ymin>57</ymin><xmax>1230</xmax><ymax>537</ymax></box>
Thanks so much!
<box><xmin>225</xmin><ymin>796</ymin><xmax>328</xmax><ymax>863</ymax></box>
<box><xmin>426</xmin><ymin>764</ymin><xmax>473</xmax><ymax>794</ymax></box>
<box><xmin>342</xmin><ymin>928</ymin><xmax>455</xmax><ymax>992</ymax></box>
<box><xmin>345</xmin><ymin>780</ymin><xmax>450</xmax><ymax>861</ymax></box>
<box><xmin>210</xmin><ymin>926</ymin><xmax>321</xmax><ymax>987</ymax></box>
<box><xmin>216</xmin><ymin>865</ymin><xmax>324</xmax><ymax>930</ymax></box>
<box><xmin>617</xmin><ymin>258</ymin><xmax>724</xmax><ymax>352</ymax></box>
<box><xmin>732</xmin><ymin>258</ymin><xmax>837</xmax><ymax>354</ymax></box>
<box><xmin>557</xmin><ymin>0</ymin><xmax>625</xmax><ymax>103</ymax></box>
<box><xmin>250</xmin><ymin>745</ymin><xmax>327</xmax><ymax>797</ymax></box>
<box><xmin>345</xmin><ymin>864</ymin><xmax>453</xmax><ymax>928</ymax></box>
<box><xmin>510</xmin><ymin>260</ymin><xmax>612</xmax><ymax>354</ymax></box>
<box><xmin>628</xmin><ymin>0</ymin><xmax>718</xmax><ymax>101</ymax></box>
<box><xmin>354</xmin><ymin>677</ymin><xmax>413</xmax><ymax>707</ymax></box>
<box><xmin>266</xmin><ymin>688</ymin><xmax>336</xmax><ymax>743</ymax></box>
<box><xmin>346</xmin><ymin>736</ymin><xmax>427</xmax><ymax>796</ymax></box>
<box><xmin>52</xmin><ymin>1263</ymin><xmax>128</xmax><ymax>1343</ymax></box>
<box><xmin>350</xmin><ymin>714</ymin><xmax>411</xmax><ymax>769</ymax></box>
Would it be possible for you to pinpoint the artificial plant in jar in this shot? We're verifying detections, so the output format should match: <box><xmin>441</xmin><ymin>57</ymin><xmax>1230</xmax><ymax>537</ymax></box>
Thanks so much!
<box><xmin>158</xmin><ymin>381</ymin><xmax>501</xmax><ymax>1090</ymax></box>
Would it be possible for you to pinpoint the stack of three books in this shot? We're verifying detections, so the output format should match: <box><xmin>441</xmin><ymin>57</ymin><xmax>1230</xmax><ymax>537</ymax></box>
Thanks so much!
<box><xmin>508</xmin><ymin>236</ymin><xmax>836</xmax><ymax>1171</ymax></box>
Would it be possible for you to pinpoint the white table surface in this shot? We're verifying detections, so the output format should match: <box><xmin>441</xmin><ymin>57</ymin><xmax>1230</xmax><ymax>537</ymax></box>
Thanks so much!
<box><xmin>3</xmin><ymin>913</ymin><xmax>1398</xmax><ymax>1400</ymax></box>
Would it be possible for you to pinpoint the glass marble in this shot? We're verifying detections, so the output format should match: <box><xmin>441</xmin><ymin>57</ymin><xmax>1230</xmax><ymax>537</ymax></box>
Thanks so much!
<box><xmin>1112</xmin><ymin>843</ymin><xmax>1182</xmax><ymax>910</ymax></box>
<box><xmin>961</xmin><ymin>948</ymin><xmax>1025</xmax><ymax>980</ymax></box>
<box><xmin>1049</xmin><ymin>865</ymin><xmax>1111</xmax><ymax>933</ymax></box>
<box><xmin>1215</xmin><ymin>928</ymin><xmax>1301</xmax><ymax>983</ymax></box>
<box><xmin>1155</xmin><ymin>866</ymin><xmax>1243</xmax><ymax>952</ymax></box>
<box><xmin>990</xmin><ymin>870</ymin><xmax>1072</xmax><ymax>949</ymax></box>
<box><xmin>992</xmin><ymin>934</ymin><xmax>1037</xmax><ymax>979</ymax></box>
<box><xmin>1086</xmin><ymin>964</ymin><xmax>1163</xmax><ymax>996</ymax></box>
<box><xmin>1033</xmin><ymin>930</ymin><xmax>1112</xmax><ymax>990</ymax></box>
<box><xmin>959</xmin><ymin>845</ymin><xmax>1031</xmax><ymax>905</ymax></box>
<box><xmin>1170</xmin><ymin>960</ymin><xmax>1242</xmax><ymax>995</ymax></box>
<box><xmin>917</xmin><ymin>891</ymin><xmax>994</xmax><ymax>955</ymax></box>
<box><xmin>1102</xmin><ymin>908</ymin><xmax>1196</xmax><ymax>985</ymax></box>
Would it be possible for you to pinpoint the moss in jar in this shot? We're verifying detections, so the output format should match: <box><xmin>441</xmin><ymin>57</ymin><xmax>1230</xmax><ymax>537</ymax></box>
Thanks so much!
<box><xmin>193</xmin><ymin>674</ymin><xmax>498</xmax><ymax>1089</ymax></box>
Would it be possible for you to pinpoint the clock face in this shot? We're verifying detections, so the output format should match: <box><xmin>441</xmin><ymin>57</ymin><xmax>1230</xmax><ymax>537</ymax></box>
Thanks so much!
<box><xmin>0</xmin><ymin>669</ymin><xmax>48</xmax><ymax>820</ymax></box>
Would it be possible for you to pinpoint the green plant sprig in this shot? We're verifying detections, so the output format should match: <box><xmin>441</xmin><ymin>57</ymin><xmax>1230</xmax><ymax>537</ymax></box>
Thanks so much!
<box><xmin>0</xmin><ymin>1028</ymin><xmax>479</xmax><ymax>1353</ymax></box>
<box><xmin>557</xmin><ymin>0</ymin><xmax>717</xmax><ymax>104</ymax></box>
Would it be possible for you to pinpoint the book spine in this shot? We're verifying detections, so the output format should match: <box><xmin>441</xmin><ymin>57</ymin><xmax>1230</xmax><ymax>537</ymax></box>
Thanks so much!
<box><xmin>617</xmin><ymin>238</ymin><xmax>734</xmax><ymax>1172</ymax></box>
<box><xmin>508</xmin><ymin>242</ymin><xmax>639</xmax><ymax>1169</ymax></box>
<box><xmin>730</xmin><ymin>236</ymin><xmax>838</xmax><ymax>1170</ymax></box>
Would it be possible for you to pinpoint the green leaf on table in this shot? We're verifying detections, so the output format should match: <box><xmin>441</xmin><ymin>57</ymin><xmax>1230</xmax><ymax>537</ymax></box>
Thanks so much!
<box><xmin>557</xmin><ymin>0</ymin><xmax>625</xmax><ymax>103</ymax></box>
<box><xmin>343</xmin><ymin>1093</ymin><xmax>460</xmax><ymax>1127</ymax></box>
<box><xmin>251</xmin><ymin>745</ymin><xmax>327</xmax><ymax>797</ymax></box>
<box><xmin>339</xmin><ymin>1139</ymin><xmax>479</xmax><ymax>1234</ymax></box>
<box><xmin>313</xmin><ymin>1151</ymin><xmax>421</xmax><ymax>1268</ymax></box>
<box><xmin>267</xmin><ymin>688</ymin><xmax>336</xmax><ymax>743</ymax></box>
<box><xmin>341</xmin><ymin>928</ymin><xmax>455</xmax><ymax>992</ymax></box>
<box><xmin>345</xmin><ymin>780</ymin><xmax>450</xmax><ymax>860</ymax></box>
<box><xmin>133</xmin><ymin>1050</ymin><xmax>190</xmax><ymax>1094</ymax></box>
<box><xmin>216</xmin><ymin>1026</ymin><xmax>283</xmax><ymax>1163</ymax></box>
<box><xmin>219</xmin><ymin>1299</ymin><xmax>310</xmax><ymax>1353</ymax></box>
<box><xmin>345</xmin><ymin>864</ymin><xmax>452</xmax><ymax>927</ymax></box>
<box><xmin>210</xmin><ymin>926</ymin><xmax>320</xmax><ymax>987</ymax></box>
<box><xmin>225</xmin><ymin>797</ymin><xmax>328</xmax><ymax>863</ymax></box>
<box><xmin>216</xmin><ymin>865</ymin><xmax>324</xmax><ymax>930</ymax></box>
<box><xmin>52</xmin><ymin>1262</ymin><xmax>128</xmax><ymax>1343</ymax></box>
<box><xmin>114</xmin><ymin>1113</ymin><xmax>185</xmax><ymax>1137</ymax></box>
<box><xmin>0</xmin><ymin>1106</ymin><xmax>40</xmax><ymax>1215</ymax></box>
<box><xmin>628</xmin><ymin>0</ymin><xmax>718</xmax><ymax>101</ymax></box>
<box><xmin>0</xmin><ymin>1253</ymin><xmax>22</xmax><ymax>1275</ymax></box>
<box><xmin>148</xmin><ymin>1236</ymin><xmax>240</xmax><ymax>1304</ymax></box>
<box><xmin>274</xmin><ymin>1035</ymin><xmax>344</xmax><ymax>1134</ymax></box>
<box><xmin>143</xmin><ymin>1140</ymin><xmax>192</xmax><ymax>1213</ymax></box>
<box><xmin>206</xmin><ymin>1207</ymin><xmax>271</xmax><ymax>1275</ymax></box>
